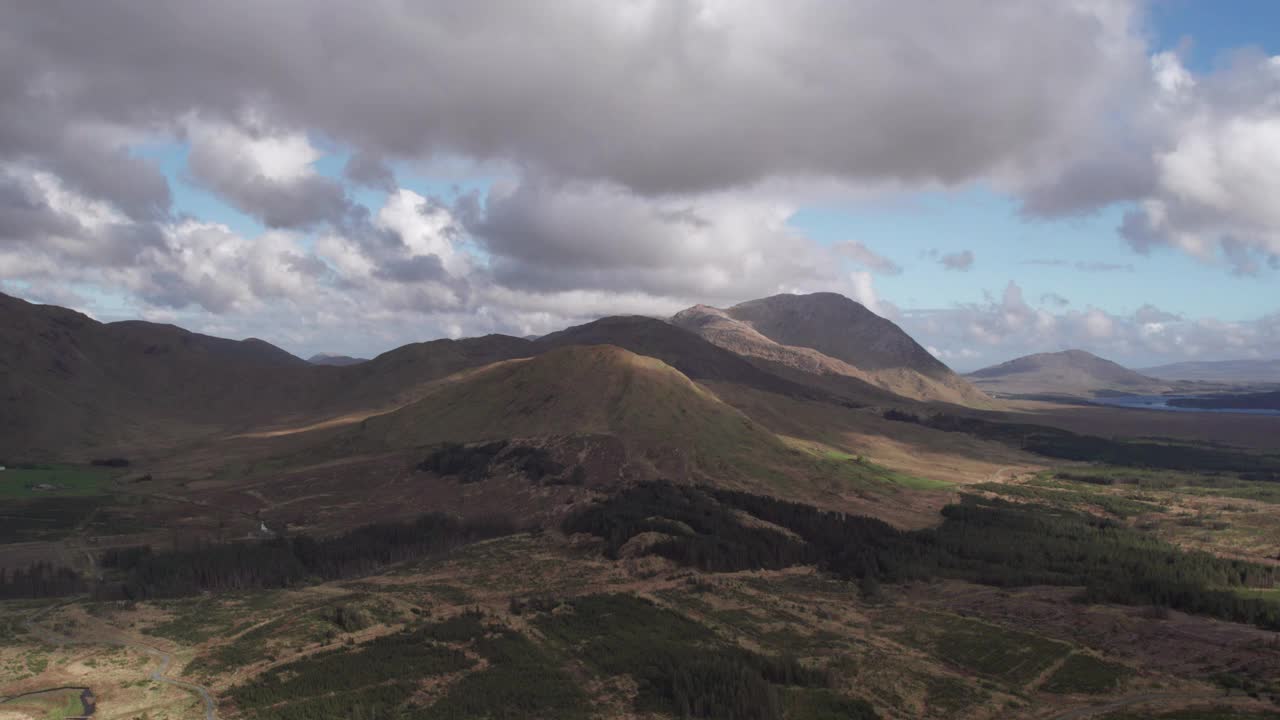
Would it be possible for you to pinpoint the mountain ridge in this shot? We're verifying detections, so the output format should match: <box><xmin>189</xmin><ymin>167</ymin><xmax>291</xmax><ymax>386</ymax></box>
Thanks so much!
<box><xmin>671</xmin><ymin>293</ymin><xmax>989</xmax><ymax>406</ymax></box>
<box><xmin>1138</xmin><ymin>358</ymin><xmax>1280</xmax><ymax>384</ymax></box>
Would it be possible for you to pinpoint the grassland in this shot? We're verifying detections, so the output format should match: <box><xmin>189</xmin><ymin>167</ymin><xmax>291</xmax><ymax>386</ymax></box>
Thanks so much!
<box><xmin>785</xmin><ymin>438</ymin><xmax>954</xmax><ymax>492</ymax></box>
<box><xmin>0</xmin><ymin>464</ymin><xmax>118</xmax><ymax>498</ymax></box>
<box><xmin>1041</xmin><ymin>653</ymin><xmax>1132</xmax><ymax>694</ymax></box>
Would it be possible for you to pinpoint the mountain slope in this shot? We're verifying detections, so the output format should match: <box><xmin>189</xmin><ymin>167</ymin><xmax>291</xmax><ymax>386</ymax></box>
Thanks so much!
<box><xmin>968</xmin><ymin>349</ymin><xmax>1168</xmax><ymax>397</ymax></box>
<box><xmin>353</xmin><ymin>344</ymin><xmax>788</xmax><ymax>483</ymax></box>
<box><xmin>535</xmin><ymin>315</ymin><xmax>835</xmax><ymax>400</ymax></box>
<box><xmin>1138</xmin><ymin>358</ymin><xmax>1280</xmax><ymax>384</ymax></box>
<box><xmin>672</xmin><ymin>293</ymin><xmax>988</xmax><ymax>406</ymax></box>
<box><xmin>0</xmin><ymin>292</ymin><xmax>536</xmax><ymax>458</ymax></box>
<box><xmin>0</xmin><ymin>292</ymin><xmax>318</xmax><ymax>457</ymax></box>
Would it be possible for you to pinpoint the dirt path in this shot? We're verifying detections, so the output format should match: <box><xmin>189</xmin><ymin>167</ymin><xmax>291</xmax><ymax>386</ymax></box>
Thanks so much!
<box><xmin>23</xmin><ymin>600</ymin><xmax>219</xmax><ymax>720</ymax></box>
<box><xmin>987</xmin><ymin>466</ymin><xmax>1020</xmax><ymax>483</ymax></box>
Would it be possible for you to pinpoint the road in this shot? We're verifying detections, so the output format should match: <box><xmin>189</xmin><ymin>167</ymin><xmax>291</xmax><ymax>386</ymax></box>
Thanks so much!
<box><xmin>22</xmin><ymin>599</ymin><xmax>219</xmax><ymax>720</ymax></box>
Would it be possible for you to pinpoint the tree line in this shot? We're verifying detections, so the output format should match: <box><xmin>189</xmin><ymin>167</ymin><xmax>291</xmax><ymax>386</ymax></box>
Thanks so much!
<box><xmin>883</xmin><ymin>409</ymin><xmax>1280</xmax><ymax>474</ymax></box>
<box><xmin>0</xmin><ymin>561</ymin><xmax>87</xmax><ymax>599</ymax></box>
<box><xmin>566</xmin><ymin>482</ymin><xmax>1280</xmax><ymax>630</ymax></box>
<box><xmin>96</xmin><ymin>512</ymin><xmax>515</xmax><ymax>600</ymax></box>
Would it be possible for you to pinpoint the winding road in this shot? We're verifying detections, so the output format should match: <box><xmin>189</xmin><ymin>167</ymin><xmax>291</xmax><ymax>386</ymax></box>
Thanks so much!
<box><xmin>21</xmin><ymin>600</ymin><xmax>219</xmax><ymax>720</ymax></box>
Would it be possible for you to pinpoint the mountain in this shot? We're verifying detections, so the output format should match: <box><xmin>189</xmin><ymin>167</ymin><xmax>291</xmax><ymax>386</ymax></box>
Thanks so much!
<box><xmin>1138</xmin><ymin>358</ymin><xmax>1280</xmax><ymax>384</ymax></box>
<box><xmin>534</xmin><ymin>315</ymin><xmax>839</xmax><ymax>401</ymax></box>
<box><xmin>0</xmin><ymin>291</ymin><xmax>536</xmax><ymax>458</ymax></box>
<box><xmin>350</xmin><ymin>344</ymin><xmax>788</xmax><ymax>484</ymax></box>
<box><xmin>1</xmin><ymin>289</ymin><xmax>993</xmax><ymax>464</ymax></box>
<box><xmin>308</xmin><ymin>353</ymin><xmax>368</xmax><ymax>366</ymax></box>
<box><xmin>967</xmin><ymin>349</ymin><xmax>1168</xmax><ymax>397</ymax></box>
<box><xmin>672</xmin><ymin>293</ymin><xmax>989</xmax><ymax>406</ymax></box>
<box><xmin>0</xmin><ymin>292</ymin><xmax>316</xmax><ymax>457</ymax></box>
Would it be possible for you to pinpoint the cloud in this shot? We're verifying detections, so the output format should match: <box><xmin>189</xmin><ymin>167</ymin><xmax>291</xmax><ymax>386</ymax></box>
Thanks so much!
<box><xmin>1110</xmin><ymin>52</ymin><xmax>1280</xmax><ymax>270</ymax></box>
<box><xmin>899</xmin><ymin>280</ymin><xmax>1280</xmax><ymax>370</ymax></box>
<box><xmin>938</xmin><ymin>250</ymin><xmax>975</xmax><ymax>271</ymax></box>
<box><xmin>459</xmin><ymin>176</ymin><xmax>872</xmax><ymax>305</ymax></box>
<box><xmin>342</xmin><ymin>151</ymin><xmax>396</xmax><ymax>192</ymax></box>
<box><xmin>185</xmin><ymin>118</ymin><xmax>352</xmax><ymax>228</ymax></box>
<box><xmin>832</xmin><ymin>241</ymin><xmax>903</xmax><ymax>275</ymax></box>
<box><xmin>0</xmin><ymin>1</ymin><xmax>1148</xmax><ymax>199</ymax></box>
<box><xmin>2</xmin><ymin>2</ymin><xmax>1279</xmax><ymax>361</ymax></box>
<box><xmin>1075</xmin><ymin>261</ymin><xmax>1134</xmax><ymax>272</ymax></box>
<box><xmin>1023</xmin><ymin>258</ymin><xmax>1133</xmax><ymax>272</ymax></box>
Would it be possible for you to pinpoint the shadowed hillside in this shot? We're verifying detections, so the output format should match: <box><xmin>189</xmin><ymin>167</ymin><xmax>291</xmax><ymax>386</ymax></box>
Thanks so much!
<box><xmin>0</xmin><ymin>292</ymin><xmax>536</xmax><ymax>458</ymax></box>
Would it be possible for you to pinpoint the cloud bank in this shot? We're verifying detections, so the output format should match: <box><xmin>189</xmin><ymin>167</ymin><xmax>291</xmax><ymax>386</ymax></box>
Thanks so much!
<box><xmin>0</xmin><ymin>1</ymin><xmax>1277</xmax><ymax>364</ymax></box>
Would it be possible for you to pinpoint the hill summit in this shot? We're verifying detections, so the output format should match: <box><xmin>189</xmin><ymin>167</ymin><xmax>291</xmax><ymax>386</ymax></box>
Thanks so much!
<box><xmin>672</xmin><ymin>293</ymin><xmax>988</xmax><ymax>406</ymax></box>
<box><xmin>353</xmin><ymin>344</ymin><xmax>787</xmax><ymax>484</ymax></box>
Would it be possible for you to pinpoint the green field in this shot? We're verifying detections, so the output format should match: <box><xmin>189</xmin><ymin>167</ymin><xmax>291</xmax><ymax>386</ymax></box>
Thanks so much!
<box><xmin>813</xmin><ymin>447</ymin><xmax>954</xmax><ymax>491</ymax></box>
<box><xmin>0</xmin><ymin>465</ymin><xmax>118</xmax><ymax>498</ymax></box>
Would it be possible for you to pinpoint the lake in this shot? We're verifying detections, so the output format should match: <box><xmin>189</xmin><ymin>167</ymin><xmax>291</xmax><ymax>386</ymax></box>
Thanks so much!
<box><xmin>1089</xmin><ymin>394</ymin><xmax>1280</xmax><ymax>416</ymax></box>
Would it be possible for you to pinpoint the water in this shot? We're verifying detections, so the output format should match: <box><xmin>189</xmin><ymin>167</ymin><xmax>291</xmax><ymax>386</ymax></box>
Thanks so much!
<box><xmin>1088</xmin><ymin>394</ymin><xmax>1280</xmax><ymax>416</ymax></box>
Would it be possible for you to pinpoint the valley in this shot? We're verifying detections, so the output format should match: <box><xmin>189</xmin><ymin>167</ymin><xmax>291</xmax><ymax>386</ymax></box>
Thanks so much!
<box><xmin>3</xmin><ymin>291</ymin><xmax>1280</xmax><ymax>720</ymax></box>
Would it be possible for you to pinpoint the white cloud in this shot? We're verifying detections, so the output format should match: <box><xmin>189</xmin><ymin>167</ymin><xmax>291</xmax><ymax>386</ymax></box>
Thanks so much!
<box><xmin>1118</xmin><ymin>52</ymin><xmax>1280</xmax><ymax>271</ymax></box>
<box><xmin>899</xmin><ymin>281</ymin><xmax>1280</xmax><ymax>370</ymax></box>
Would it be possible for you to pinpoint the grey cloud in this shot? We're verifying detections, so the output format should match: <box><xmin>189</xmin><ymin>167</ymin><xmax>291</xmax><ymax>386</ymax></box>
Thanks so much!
<box><xmin>185</xmin><ymin>132</ymin><xmax>351</xmax><ymax>229</ymax></box>
<box><xmin>0</xmin><ymin>175</ymin><xmax>78</xmax><ymax>241</ymax></box>
<box><xmin>460</xmin><ymin>176</ymin><xmax>842</xmax><ymax>303</ymax></box>
<box><xmin>1040</xmin><ymin>292</ymin><xmax>1070</xmax><ymax>307</ymax></box>
<box><xmin>375</xmin><ymin>254</ymin><xmax>448</xmax><ymax>284</ymax></box>
<box><xmin>0</xmin><ymin>1</ymin><xmax>1147</xmax><ymax>198</ymax></box>
<box><xmin>343</xmin><ymin>151</ymin><xmax>396</xmax><ymax>192</ymax></box>
<box><xmin>1017</xmin><ymin>134</ymin><xmax>1159</xmax><ymax>218</ymax></box>
<box><xmin>939</xmin><ymin>250</ymin><xmax>975</xmax><ymax>271</ymax></box>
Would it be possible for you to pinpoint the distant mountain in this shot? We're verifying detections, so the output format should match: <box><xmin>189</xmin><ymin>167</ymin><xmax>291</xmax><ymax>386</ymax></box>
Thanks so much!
<box><xmin>967</xmin><ymin>349</ymin><xmax>1167</xmax><ymax>397</ymax></box>
<box><xmin>1138</xmin><ymin>358</ymin><xmax>1280</xmax><ymax>384</ymax></box>
<box><xmin>672</xmin><ymin>293</ymin><xmax>989</xmax><ymax>406</ymax></box>
<box><xmin>308</xmin><ymin>353</ymin><xmax>369</xmax><ymax>366</ymax></box>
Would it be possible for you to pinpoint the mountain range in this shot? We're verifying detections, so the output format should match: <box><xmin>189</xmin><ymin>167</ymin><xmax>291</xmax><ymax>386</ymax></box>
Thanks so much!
<box><xmin>307</xmin><ymin>353</ymin><xmax>368</xmax><ymax>366</ymax></box>
<box><xmin>1138</xmin><ymin>358</ymin><xmax>1280</xmax><ymax>384</ymax></box>
<box><xmin>0</xmin><ymin>290</ymin><xmax>990</xmax><ymax>461</ymax></box>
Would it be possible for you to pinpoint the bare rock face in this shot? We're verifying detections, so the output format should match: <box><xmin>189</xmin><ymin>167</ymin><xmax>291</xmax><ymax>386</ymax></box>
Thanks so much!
<box><xmin>672</xmin><ymin>293</ymin><xmax>990</xmax><ymax>407</ymax></box>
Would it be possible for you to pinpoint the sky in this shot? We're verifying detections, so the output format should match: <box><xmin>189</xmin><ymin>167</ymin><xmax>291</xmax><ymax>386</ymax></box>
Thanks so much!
<box><xmin>2</xmin><ymin>1</ymin><xmax>1280</xmax><ymax>371</ymax></box>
